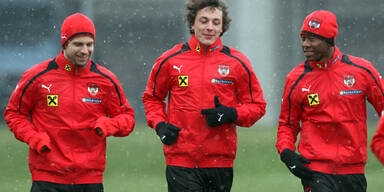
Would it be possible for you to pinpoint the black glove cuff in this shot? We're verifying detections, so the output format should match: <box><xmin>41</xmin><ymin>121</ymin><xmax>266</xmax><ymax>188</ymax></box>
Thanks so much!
<box><xmin>228</xmin><ymin>107</ymin><xmax>238</xmax><ymax>122</ymax></box>
<box><xmin>280</xmin><ymin>148</ymin><xmax>294</xmax><ymax>163</ymax></box>
<box><xmin>155</xmin><ymin>121</ymin><xmax>167</xmax><ymax>135</ymax></box>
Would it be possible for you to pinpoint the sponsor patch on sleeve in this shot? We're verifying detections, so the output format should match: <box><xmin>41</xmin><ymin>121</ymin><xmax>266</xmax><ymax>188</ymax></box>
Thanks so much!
<box><xmin>339</xmin><ymin>90</ymin><xmax>362</xmax><ymax>95</ymax></box>
<box><xmin>82</xmin><ymin>98</ymin><xmax>102</xmax><ymax>103</ymax></box>
<box><xmin>211</xmin><ymin>79</ymin><xmax>233</xmax><ymax>84</ymax></box>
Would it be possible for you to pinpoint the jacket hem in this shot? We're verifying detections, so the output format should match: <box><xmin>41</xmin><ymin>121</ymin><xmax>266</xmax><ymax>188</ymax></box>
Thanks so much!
<box><xmin>32</xmin><ymin>172</ymin><xmax>103</xmax><ymax>184</ymax></box>
<box><xmin>308</xmin><ymin>161</ymin><xmax>365</xmax><ymax>174</ymax></box>
<box><xmin>166</xmin><ymin>156</ymin><xmax>234</xmax><ymax>168</ymax></box>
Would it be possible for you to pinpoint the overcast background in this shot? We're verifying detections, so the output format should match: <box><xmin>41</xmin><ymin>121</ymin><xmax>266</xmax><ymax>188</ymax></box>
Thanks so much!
<box><xmin>1</xmin><ymin>0</ymin><xmax>384</xmax><ymax>127</ymax></box>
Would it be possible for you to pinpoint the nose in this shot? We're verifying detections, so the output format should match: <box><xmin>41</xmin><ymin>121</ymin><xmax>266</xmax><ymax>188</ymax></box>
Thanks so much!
<box><xmin>79</xmin><ymin>45</ymin><xmax>89</xmax><ymax>54</ymax></box>
<box><xmin>206</xmin><ymin>21</ymin><xmax>214</xmax><ymax>31</ymax></box>
<box><xmin>302</xmin><ymin>39</ymin><xmax>310</xmax><ymax>48</ymax></box>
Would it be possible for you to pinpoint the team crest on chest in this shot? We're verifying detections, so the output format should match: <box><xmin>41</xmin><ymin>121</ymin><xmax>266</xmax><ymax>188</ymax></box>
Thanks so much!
<box><xmin>218</xmin><ymin>64</ymin><xmax>230</xmax><ymax>77</ymax></box>
<box><xmin>87</xmin><ymin>82</ymin><xmax>99</xmax><ymax>96</ymax></box>
<box><xmin>343</xmin><ymin>75</ymin><xmax>355</xmax><ymax>88</ymax></box>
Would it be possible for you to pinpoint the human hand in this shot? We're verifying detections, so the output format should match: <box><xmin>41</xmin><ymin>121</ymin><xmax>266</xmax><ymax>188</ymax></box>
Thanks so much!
<box><xmin>28</xmin><ymin>132</ymin><xmax>51</xmax><ymax>153</ymax></box>
<box><xmin>201</xmin><ymin>96</ymin><xmax>237</xmax><ymax>127</ymax></box>
<box><xmin>156</xmin><ymin>122</ymin><xmax>181</xmax><ymax>145</ymax></box>
<box><xmin>280</xmin><ymin>148</ymin><xmax>314</xmax><ymax>180</ymax></box>
<box><xmin>93</xmin><ymin>116</ymin><xmax>119</xmax><ymax>137</ymax></box>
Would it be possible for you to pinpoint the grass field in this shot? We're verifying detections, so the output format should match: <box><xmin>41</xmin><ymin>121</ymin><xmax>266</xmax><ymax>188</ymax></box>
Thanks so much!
<box><xmin>0</xmin><ymin>123</ymin><xmax>383</xmax><ymax>191</ymax></box>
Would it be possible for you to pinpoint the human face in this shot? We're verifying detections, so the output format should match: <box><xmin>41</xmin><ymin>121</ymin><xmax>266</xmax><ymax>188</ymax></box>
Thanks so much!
<box><xmin>301</xmin><ymin>33</ymin><xmax>333</xmax><ymax>62</ymax></box>
<box><xmin>192</xmin><ymin>6</ymin><xmax>223</xmax><ymax>47</ymax></box>
<box><xmin>63</xmin><ymin>36</ymin><xmax>94</xmax><ymax>67</ymax></box>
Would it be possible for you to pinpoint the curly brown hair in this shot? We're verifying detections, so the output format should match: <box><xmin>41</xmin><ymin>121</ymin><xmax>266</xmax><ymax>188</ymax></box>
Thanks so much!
<box><xmin>185</xmin><ymin>0</ymin><xmax>231</xmax><ymax>36</ymax></box>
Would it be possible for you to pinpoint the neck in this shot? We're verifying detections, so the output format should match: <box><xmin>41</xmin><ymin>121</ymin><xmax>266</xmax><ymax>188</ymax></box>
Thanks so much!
<box><xmin>321</xmin><ymin>46</ymin><xmax>335</xmax><ymax>63</ymax></box>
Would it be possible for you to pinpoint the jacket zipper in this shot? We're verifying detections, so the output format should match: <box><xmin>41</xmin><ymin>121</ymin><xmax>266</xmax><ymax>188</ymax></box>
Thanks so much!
<box><xmin>328</xmin><ymin>64</ymin><xmax>339</xmax><ymax>173</ymax></box>
<box><xmin>196</xmin><ymin>48</ymin><xmax>208</xmax><ymax>168</ymax></box>
<box><xmin>71</xmin><ymin>67</ymin><xmax>78</xmax><ymax>181</ymax></box>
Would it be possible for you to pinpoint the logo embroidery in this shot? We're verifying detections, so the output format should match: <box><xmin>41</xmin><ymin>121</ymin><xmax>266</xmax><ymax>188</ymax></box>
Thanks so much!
<box><xmin>339</xmin><ymin>90</ymin><xmax>362</xmax><ymax>95</ymax></box>
<box><xmin>211</xmin><ymin>79</ymin><xmax>233</xmax><ymax>84</ymax></box>
<box><xmin>217</xmin><ymin>113</ymin><xmax>224</xmax><ymax>122</ymax></box>
<box><xmin>307</xmin><ymin>93</ymin><xmax>319</xmax><ymax>106</ymax></box>
<box><xmin>308</xmin><ymin>18</ymin><xmax>321</xmax><ymax>29</ymax></box>
<box><xmin>218</xmin><ymin>64</ymin><xmax>230</xmax><ymax>77</ymax></box>
<box><xmin>195</xmin><ymin>45</ymin><xmax>201</xmax><ymax>52</ymax></box>
<box><xmin>41</xmin><ymin>84</ymin><xmax>52</xmax><ymax>93</ymax></box>
<box><xmin>178</xmin><ymin>75</ymin><xmax>188</xmax><ymax>87</ymax></box>
<box><xmin>301</xmin><ymin>85</ymin><xmax>311</xmax><ymax>92</ymax></box>
<box><xmin>289</xmin><ymin>165</ymin><xmax>296</xmax><ymax>170</ymax></box>
<box><xmin>47</xmin><ymin>95</ymin><xmax>58</xmax><ymax>106</ymax></box>
<box><xmin>343</xmin><ymin>75</ymin><xmax>355</xmax><ymax>88</ymax></box>
<box><xmin>82</xmin><ymin>98</ymin><xmax>102</xmax><ymax>103</ymax></box>
<box><xmin>173</xmin><ymin>65</ymin><xmax>182</xmax><ymax>73</ymax></box>
<box><xmin>87</xmin><ymin>82</ymin><xmax>99</xmax><ymax>96</ymax></box>
<box><xmin>65</xmin><ymin>64</ymin><xmax>72</xmax><ymax>71</ymax></box>
<box><xmin>210</xmin><ymin>45</ymin><xmax>220</xmax><ymax>52</ymax></box>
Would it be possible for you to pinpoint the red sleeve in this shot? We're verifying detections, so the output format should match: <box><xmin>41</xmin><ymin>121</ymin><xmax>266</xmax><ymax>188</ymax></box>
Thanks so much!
<box><xmin>365</xmin><ymin>63</ymin><xmax>384</xmax><ymax>115</ymax></box>
<box><xmin>142</xmin><ymin>53</ymin><xmax>171</xmax><ymax>129</ymax></box>
<box><xmin>371</xmin><ymin>112</ymin><xmax>384</xmax><ymax>165</ymax></box>
<box><xmin>275</xmin><ymin>76</ymin><xmax>301</xmax><ymax>154</ymax></box>
<box><xmin>4</xmin><ymin>69</ymin><xmax>40</xmax><ymax>144</ymax></box>
<box><xmin>105</xmin><ymin>73</ymin><xmax>135</xmax><ymax>137</ymax></box>
<box><xmin>233</xmin><ymin>54</ymin><xmax>266</xmax><ymax>127</ymax></box>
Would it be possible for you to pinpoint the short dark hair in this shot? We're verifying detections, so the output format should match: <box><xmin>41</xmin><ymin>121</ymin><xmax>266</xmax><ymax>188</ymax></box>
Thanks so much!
<box><xmin>185</xmin><ymin>0</ymin><xmax>231</xmax><ymax>36</ymax></box>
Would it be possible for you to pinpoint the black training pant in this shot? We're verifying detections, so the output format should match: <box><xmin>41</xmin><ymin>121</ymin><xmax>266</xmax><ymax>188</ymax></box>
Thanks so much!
<box><xmin>31</xmin><ymin>181</ymin><xmax>104</xmax><ymax>192</ymax></box>
<box><xmin>301</xmin><ymin>172</ymin><xmax>366</xmax><ymax>192</ymax></box>
<box><xmin>166</xmin><ymin>165</ymin><xmax>233</xmax><ymax>192</ymax></box>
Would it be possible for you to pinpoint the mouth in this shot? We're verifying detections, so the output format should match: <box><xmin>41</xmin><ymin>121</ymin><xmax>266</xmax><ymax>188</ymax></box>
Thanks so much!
<box><xmin>303</xmin><ymin>51</ymin><xmax>314</xmax><ymax>57</ymax></box>
<box><xmin>77</xmin><ymin>55</ymin><xmax>88</xmax><ymax>61</ymax></box>
<box><xmin>203</xmin><ymin>34</ymin><xmax>214</xmax><ymax>39</ymax></box>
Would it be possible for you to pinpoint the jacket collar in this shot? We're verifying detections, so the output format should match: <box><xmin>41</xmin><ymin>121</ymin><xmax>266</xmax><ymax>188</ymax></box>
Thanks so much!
<box><xmin>188</xmin><ymin>34</ymin><xmax>223</xmax><ymax>55</ymax></box>
<box><xmin>55</xmin><ymin>51</ymin><xmax>91</xmax><ymax>74</ymax></box>
<box><xmin>309</xmin><ymin>46</ymin><xmax>342</xmax><ymax>70</ymax></box>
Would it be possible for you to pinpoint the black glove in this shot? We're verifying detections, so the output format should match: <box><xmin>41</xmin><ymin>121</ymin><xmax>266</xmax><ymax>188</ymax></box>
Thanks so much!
<box><xmin>156</xmin><ymin>122</ymin><xmax>181</xmax><ymax>145</ymax></box>
<box><xmin>201</xmin><ymin>96</ymin><xmax>237</xmax><ymax>127</ymax></box>
<box><xmin>280</xmin><ymin>148</ymin><xmax>314</xmax><ymax>180</ymax></box>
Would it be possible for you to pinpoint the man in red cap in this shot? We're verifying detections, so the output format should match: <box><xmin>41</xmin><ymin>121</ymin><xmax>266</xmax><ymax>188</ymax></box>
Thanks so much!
<box><xmin>4</xmin><ymin>13</ymin><xmax>135</xmax><ymax>191</ymax></box>
<box><xmin>276</xmin><ymin>10</ymin><xmax>384</xmax><ymax>192</ymax></box>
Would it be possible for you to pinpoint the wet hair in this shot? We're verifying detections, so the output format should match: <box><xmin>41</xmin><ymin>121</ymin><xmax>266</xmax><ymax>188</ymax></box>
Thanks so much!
<box><xmin>185</xmin><ymin>0</ymin><xmax>231</xmax><ymax>36</ymax></box>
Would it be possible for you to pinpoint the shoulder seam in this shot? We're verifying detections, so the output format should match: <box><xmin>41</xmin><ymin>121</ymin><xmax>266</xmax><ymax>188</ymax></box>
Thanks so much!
<box><xmin>220</xmin><ymin>45</ymin><xmax>254</xmax><ymax>102</ymax></box>
<box><xmin>152</xmin><ymin>42</ymin><xmax>190</xmax><ymax>96</ymax></box>
<box><xmin>90</xmin><ymin>61</ymin><xmax>125</xmax><ymax>108</ymax></box>
<box><xmin>287</xmin><ymin>61</ymin><xmax>313</xmax><ymax>125</ymax></box>
<box><xmin>18</xmin><ymin>58</ymin><xmax>58</xmax><ymax>112</ymax></box>
<box><xmin>341</xmin><ymin>55</ymin><xmax>384</xmax><ymax>97</ymax></box>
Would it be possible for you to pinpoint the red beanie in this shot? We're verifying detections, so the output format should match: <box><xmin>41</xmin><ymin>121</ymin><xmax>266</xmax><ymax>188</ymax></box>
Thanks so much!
<box><xmin>300</xmin><ymin>10</ymin><xmax>338</xmax><ymax>46</ymax></box>
<box><xmin>61</xmin><ymin>13</ymin><xmax>95</xmax><ymax>48</ymax></box>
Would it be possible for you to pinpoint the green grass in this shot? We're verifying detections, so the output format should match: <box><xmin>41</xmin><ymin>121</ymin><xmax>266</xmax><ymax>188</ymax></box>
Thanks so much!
<box><xmin>1</xmin><ymin>123</ymin><xmax>383</xmax><ymax>191</ymax></box>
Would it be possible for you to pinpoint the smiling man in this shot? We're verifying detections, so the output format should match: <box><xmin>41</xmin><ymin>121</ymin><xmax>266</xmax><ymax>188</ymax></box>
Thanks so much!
<box><xmin>4</xmin><ymin>13</ymin><xmax>135</xmax><ymax>192</ymax></box>
<box><xmin>276</xmin><ymin>10</ymin><xmax>384</xmax><ymax>192</ymax></box>
<box><xmin>142</xmin><ymin>0</ymin><xmax>266</xmax><ymax>191</ymax></box>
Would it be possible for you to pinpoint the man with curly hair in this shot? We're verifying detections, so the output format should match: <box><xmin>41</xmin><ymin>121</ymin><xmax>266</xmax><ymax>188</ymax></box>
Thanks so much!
<box><xmin>142</xmin><ymin>0</ymin><xmax>266</xmax><ymax>191</ymax></box>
